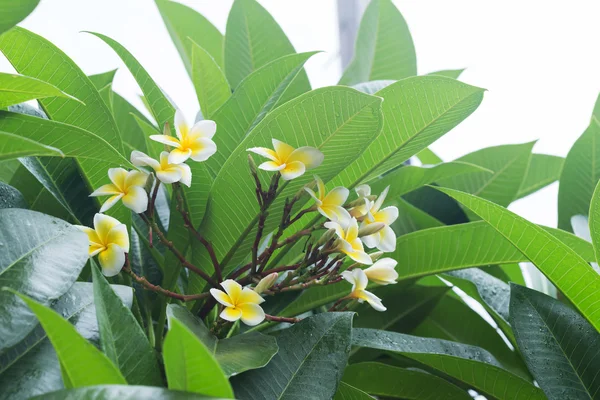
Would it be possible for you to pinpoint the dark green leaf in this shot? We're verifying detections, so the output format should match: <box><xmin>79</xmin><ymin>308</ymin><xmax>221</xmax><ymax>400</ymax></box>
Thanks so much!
<box><xmin>32</xmin><ymin>385</ymin><xmax>218</xmax><ymax>400</ymax></box>
<box><xmin>0</xmin><ymin>181</ymin><xmax>26</xmax><ymax>209</ymax></box>
<box><xmin>0</xmin><ymin>0</ymin><xmax>39</xmax><ymax>35</ymax></box>
<box><xmin>0</xmin><ymin>209</ymin><xmax>88</xmax><ymax>350</ymax></box>
<box><xmin>510</xmin><ymin>284</ymin><xmax>600</xmax><ymax>400</ymax></box>
<box><xmin>334</xmin><ymin>382</ymin><xmax>375</xmax><ymax>400</ymax></box>
<box><xmin>339</xmin><ymin>0</ymin><xmax>416</xmax><ymax>85</ymax></box>
<box><xmin>391</xmin><ymin>197</ymin><xmax>444</xmax><ymax>236</ymax></box>
<box><xmin>232</xmin><ymin>312</ymin><xmax>353</xmax><ymax>399</ymax></box>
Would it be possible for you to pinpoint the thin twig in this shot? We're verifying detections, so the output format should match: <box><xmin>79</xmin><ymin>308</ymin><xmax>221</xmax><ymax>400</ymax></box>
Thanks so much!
<box><xmin>264</xmin><ymin>314</ymin><xmax>300</xmax><ymax>324</ymax></box>
<box><xmin>123</xmin><ymin>265</ymin><xmax>209</xmax><ymax>302</ymax></box>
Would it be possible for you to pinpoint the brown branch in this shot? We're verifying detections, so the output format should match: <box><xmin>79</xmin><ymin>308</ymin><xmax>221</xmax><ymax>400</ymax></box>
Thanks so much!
<box><xmin>264</xmin><ymin>314</ymin><xmax>299</xmax><ymax>324</ymax></box>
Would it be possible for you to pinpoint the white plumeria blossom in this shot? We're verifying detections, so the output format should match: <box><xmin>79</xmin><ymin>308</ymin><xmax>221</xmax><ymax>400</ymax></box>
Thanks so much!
<box><xmin>247</xmin><ymin>138</ymin><xmax>324</xmax><ymax>181</ymax></box>
<box><xmin>210</xmin><ymin>280</ymin><xmax>266</xmax><ymax>326</ymax></box>
<box><xmin>90</xmin><ymin>168</ymin><xmax>148</xmax><ymax>214</ymax></box>
<box><xmin>350</xmin><ymin>184</ymin><xmax>372</xmax><ymax>218</ymax></box>
<box><xmin>341</xmin><ymin>268</ymin><xmax>386</xmax><ymax>311</ymax></box>
<box><xmin>363</xmin><ymin>258</ymin><xmax>398</xmax><ymax>285</ymax></box>
<box><xmin>76</xmin><ymin>214</ymin><xmax>129</xmax><ymax>277</ymax></box>
<box><xmin>325</xmin><ymin>217</ymin><xmax>372</xmax><ymax>265</ymax></box>
<box><xmin>149</xmin><ymin>109</ymin><xmax>217</xmax><ymax>164</ymax></box>
<box><xmin>360</xmin><ymin>186</ymin><xmax>399</xmax><ymax>252</ymax></box>
<box><xmin>131</xmin><ymin>150</ymin><xmax>191</xmax><ymax>187</ymax></box>
<box><xmin>305</xmin><ymin>175</ymin><xmax>351</xmax><ymax>223</ymax></box>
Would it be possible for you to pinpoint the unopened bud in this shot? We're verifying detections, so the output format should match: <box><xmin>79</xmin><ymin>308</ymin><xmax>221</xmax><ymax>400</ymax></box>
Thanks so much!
<box><xmin>369</xmin><ymin>251</ymin><xmax>384</xmax><ymax>262</ymax></box>
<box><xmin>254</xmin><ymin>272</ymin><xmax>279</xmax><ymax>294</ymax></box>
<box><xmin>163</xmin><ymin>121</ymin><xmax>172</xmax><ymax>136</ymax></box>
<box><xmin>317</xmin><ymin>228</ymin><xmax>337</xmax><ymax>246</ymax></box>
<box><xmin>248</xmin><ymin>154</ymin><xmax>258</xmax><ymax>175</ymax></box>
<box><xmin>145</xmin><ymin>173</ymin><xmax>156</xmax><ymax>193</ymax></box>
<box><xmin>358</xmin><ymin>222</ymin><xmax>385</xmax><ymax>237</ymax></box>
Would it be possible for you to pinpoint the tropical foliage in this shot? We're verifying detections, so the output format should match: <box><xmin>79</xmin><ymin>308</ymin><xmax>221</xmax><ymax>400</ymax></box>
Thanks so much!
<box><xmin>0</xmin><ymin>0</ymin><xmax>598</xmax><ymax>399</ymax></box>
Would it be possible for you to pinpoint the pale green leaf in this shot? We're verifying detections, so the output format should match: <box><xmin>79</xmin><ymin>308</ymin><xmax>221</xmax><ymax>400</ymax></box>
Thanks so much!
<box><xmin>34</xmin><ymin>385</ymin><xmax>219</xmax><ymax>400</ymax></box>
<box><xmin>190</xmin><ymin>40</ymin><xmax>230</xmax><ymax>119</ymax></box>
<box><xmin>515</xmin><ymin>154</ymin><xmax>564</xmax><ymax>200</ymax></box>
<box><xmin>88</xmin><ymin>69</ymin><xmax>117</xmax><ymax>91</ymax></box>
<box><xmin>426</xmin><ymin>68</ymin><xmax>465</xmax><ymax>79</ymax></box>
<box><xmin>0</xmin><ymin>0</ymin><xmax>39</xmax><ymax>35</ymax></box>
<box><xmin>339</xmin><ymin>0</ymin><xmax>416</xmax><ymax>85</ymax></box>
<box><xmin>0</xmin><ymin>131</ymin><xmax>62</xmax><ymax>160</ymax></box>
<box><xmin>0</xmin><ymin>73</ymin><xmax>81</xmax><ymax>108</ymax></box>
<box><xmin>415</xmin><ymin>147</ymin><xmax>443</xmax><ymax>164</ymax></box>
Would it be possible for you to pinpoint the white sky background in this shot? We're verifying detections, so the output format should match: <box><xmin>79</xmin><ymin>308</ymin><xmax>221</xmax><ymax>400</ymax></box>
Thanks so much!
<box><xmin>4</xmin><ymin>0</ymin><xmax>600</xmax><ymax>228</ymax></box>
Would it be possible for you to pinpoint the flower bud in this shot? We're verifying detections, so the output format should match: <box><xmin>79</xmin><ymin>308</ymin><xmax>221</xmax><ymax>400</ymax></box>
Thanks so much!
<box><xmin>248</xmin><ymin>154</ymin><xmax>258</xmax><ymax>175</ymax></box>
<box><xmin>254</xmin><ymin>272</ymin><xmax>279</xmax><ymax>294</ymax></box>
<box><xmin>358</xmin><ymin>222</ymin><xmax>385</xmax><ymax>237</ymax></box>
<box><xmin>317</xmin><ymin>227</ymin><xmax>336</xmax><ymax>246</ymax></box>
<box><xmin>163</xmin><ymin>121</ymin><xmax>172</xmax><ymax>136</ymax></box>
<box><xmin>369</xmin><ymin>251</ymin><xmax>384</xmax><ymax>262</ymax></box>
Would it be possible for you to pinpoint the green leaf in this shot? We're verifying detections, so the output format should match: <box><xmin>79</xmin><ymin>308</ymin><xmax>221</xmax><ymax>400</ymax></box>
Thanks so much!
<box><xmin>392</xmin><ymin>220</ymin><xmax>596</xmax><ymax>283</ymax></box>
<box><xmin>558</xmin><ymin>117</ymin><xmax>600</xmax><ymax>230</ymax></box>
<box><xmin>163</xmin><ymin>318</ymin><xmax>234</xmax><ymax>398</ymax></box>
<box><xmin>111</xmin><ymin>91</ymin><xmax>154</xmax><ymax>154</ymax></box>
<box><xmin>0</xmin><ymin>283</ymin><xmax>132</xmax><ymax>400</ymax></box>
<box><xmin>232</xmin><ymin>313</ymin><xmax>353</xmax><ymax>399</ymax></box>
<box><xmin>0</xmin><ymin>111</ymin><xmax>129</xmax><ymax>165</ymax></box>
<box><xmin>206</xmin><ymin>51</ymin><xmax>316</xmax><ymax>177</ymax></box>
<box><xmin>0</xmin><ymin>131</ymin><xmax>63</xmax><ymax>160</ymax></box>
<box><xmin>8</xmin><ymin>290</ymin><xmax>126</xmax><ymax>387</ymax></box>
<box><xmin>167</xmin><ymin>304</ymin><xmax>278</xmax><ymax>377</ymax></box>
<box><xmin>34</xmin><ymin>385</ymin><xmax>220</xmax><ymax>400</ymax></box>
<box><xmin>352</xmin><ymin>80</ymin><xmax>395</xmax><ymax>95</ymax></box>
<box><xmin>515</xmin><ymin>154</ymin><xmax>564</xmax><ymax>200</ymax></box>
<box><xmin>88</xmin><ymin>69</ymin><xmax>118</xmax><ymax>91</ymax></box>
<box><xmin>352</xmin><ymin>329</ymin><xmax>545</xmax><ymax>400</ymax></box>
<box><xmin>391</xmin><ymin>197</ymin><xmax>444</xmax><ymax>236</ymax></box>
<box><xmin>403</xmin><ymin>185</ymin><xmax>468</xmax><ymax>225</ymax></box>
<box><xmin>0</xmin><ymin>181</ymin><xmax>26</xmax><ymax>209</ymax></box>
<box><xmin>91</xmin><ymin>265</ymin><xmax>161</xmax><ymax>386</ymax></box>
<box><xmin>510</xmin><ymin>284</ymin><xmax>600</xmax><ymax>399</ymax></box>
<box><xmin>190</xmin><ymin>40</ymin><xmax>230</xmax><ymax>119</ymax></box>
<box><xmin>342</xmin><ymin>362</ymin><xmax>471</xmax><ymax>399</ymax></box>
<box><xmin>0</xmin><ymin>0</ymin><xmax>39</xmax><ymax>35</ymax></box>
<box><xmin>331</xmin><ymin>76</ymin><xmax>485</xmax><ymax>188</ymax></box>
<box><xmin>436</xmin><ymin>186</ymin><xmax>600</xmax><ymax>333</ymax></box>
<box><xmin>0</xmin><ymin>73</ymin><xmax>81</xmax><ymax>108</ymax></box>
<box><xmin>0</xmin><ymin>209</ymin><xmax>88</xmax><ymax>350</ymax></box>
<box><xmin>339</xmin><ymin>0</ymin><xmax>416</xmax><ymax>85</ymax></box>
<box><xmin>426</xmin><ymin>68</ymin><xmax>466</xmax><ymax>79</ymax></box>
<box><xmin>223</xmin><ymin>0</ymin><xmax>310</xmax><ymax>94</ymax></box>
<box><xmin>194</xmin><ymin>87</ymin><xmax>383</xmax><ymax>285</ymax></box>
<box><xmin>334</xmin><ymin>382</ymin><xmax>375</xmax><ymax>400</ymax></box>
<box><xmin>369</xmin><ymin>161</ymin><xmax>493</xmax><ymax>198</ymax></box>
<box><xmin>415</xmin><ymin>147</ymin><xmax>443</xmax><ymax>164</ymax></box>
<box><xmin>437</xmin><ymin>142</ymin><xmax>535</xmax><ymax>207</ymax></box>
<box><xmin>155</xmin><ymin>0</ymin><xmax>224</xmax><ymax>73</ymax></box>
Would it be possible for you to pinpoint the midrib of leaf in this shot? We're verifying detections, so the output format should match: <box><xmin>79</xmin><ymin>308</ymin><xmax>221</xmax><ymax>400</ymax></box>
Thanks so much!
<box><xmin>365</xmin><ymin>2</ymin><xmax>382</xmax><ymax>81</ymax></box>
<box><xmin>349</xmin><ymin>89</ymin><xmax>483</xmax><ymax>188</ymax></box>
<box><xmin>427</xmin><ymin>317</ymin><xmax>461</xmax><ymax>342</ymax></box>
<box><xmin>243</xmin><ymin>11</ymin><xmax>256</xmax><ymax>72</ymax></box>
<box><xmin>471</xmin><ymin>150</ymin><xmax>528</xmax><ymax>197</ymax></box>
<box><xmin>217</xmin><ymin>98</ymin><xmax>380</xmax><ymax>270</ymax></box>
<box><xmin>277</xmin><ymin>318</ymin><xmax>342</xmax><ymax>399</ymax></box>
<box><xmin>0</xmin><ymin>230</ymin><xmax>69</xmax><ymax>277</ymax></box>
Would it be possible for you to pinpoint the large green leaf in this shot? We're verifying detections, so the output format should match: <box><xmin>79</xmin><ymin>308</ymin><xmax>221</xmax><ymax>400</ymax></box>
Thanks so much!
<box><xmin>515</xmin><ymin>154</ymin><xmax>564</xmax><ymax>200</ymax></box>
<box><xmin>0</xmin><ymin>27</ymin><xmax>126</xmax><ymax>220</ymax></box>
<box><xmin>91</xmin><ymin>265</ymin><xmax>161</xmax><ymax>386</ymax></box>
<box><xmin>437</xmin><ymin>142</ymin><xmax>534</xmax><ymax>207</ymax></box>
<box><xmin>339</xmin><ymin>0</ymin><xmax>416</xmax><ymax>85</ymax></box>
<box><xmin>190</xmin><ymin>40</ymin><xmax>230</xmax><ymax>120</ymax></box>
<box><xmin>9</xmin><ymin>291</ymin><xmax>126</xmax><ymax>387</ymax></box>
<box><xmin>0</xmin><ymin>0</ymin><xmax>39</xmax><ymax>35</ymax></box>
<box><xmin>590</xmin><ymin>180</ymin><xmax>600</xmax><ymax>264</ymax></box>
<box><xmin>426</xmin><ymin>68</ymin><xmax>465</xmax><ymax>79</ymax></box>
<box><xmin>334</xmin><ymin>382</ymin><xmax>375</xmax><ymax>400</ymax></box>
<box><xmin>510</xmin><ymin>284</ymin><xmax>600</xmax><ymax>399</ymax></box>
<box><xmin>391</xmin><ymin>197</ymin><xmax>444</xmax><ymax>236</ymax></box>
<box><xmin>194</xmin><ymin>87</ymin><xmax>383</xmax><ymax>286</ymax></box>
<box><xmin>331</xmin><ymin>76</ymin><xmax>485</xmax><ymax>188</ymax></box>
<box><xmin>111</xmin><ymin>91</ymin><xmax>154</xmax><ymax>154</ymax></box>
<box><xmin>558</xmin><ymin>117</ymin><xmax>600</xmax><ymax>230</ymax></box>
<box><xmin>369</xmin><ymin>161</ymin><xmax>492</xmax><ymax>198</ymax></box>
<box><xmin>155</xmin><ymin>0</ymin><xmax>224</xmax><ymax>73</ymax></box>
<box><xmin>0</xmin><ymin>181</ymin><xmax>26</xmax><ymax>209</ymax></box>
<box><xmin>436</xmin><ymin>186</ymin><xmax>600</xmax><ymax>333</ymax></box>
<box><xmin>342</xmin><ymin>362</ymin><xmax>471</xmax><ymax>399</ymax></box>
<box><xmin>0</xmin><ymin>209</ymin><xmax>88</xmax><ymax>350</ymax></box>
<box><xmin>392</xmin><ymin>220</ymin><xmax>596</xmax><ymax>283</ymax></box>
<box><xmin>206</xmin><ymin>51</ymin><xmax>316</xmax><ymax>177</ymax></box>
<box><xmin>223</xmin><ymin>0</ymin><xmax>310</xmax><ymax>93</ymax></box>
<box><xmin>167</xmin><ymin>304</ymin><xmax>277</xmax><ymax>377</ymax></box>
<box><xmin>163</xmin><ymin>318</ymin><xmax>234</xmax><ymax>398</ymax></box>
<box><xmin>0</xmin><ymin>111</ymin><xmax>129</xmax><ymax>165</ymax></box>
<box><xmin>88</xmin><ymin>69</ymin><xmax>117</xmax><ymax>91</ymax></box>
<box><xmin>0</xmin><ymin>73</ymin><xmax>81</xmax><ymax>108</ymax></box>
<box><xmin>232</xmin><ymin>313</ymin><xmax>353</xmax><ymax>399</ymax></box>
<box><xmin>352</xmin><ymin>329</ymin><xmax>544</xmax><ymax>400</ymax></box>
<box><xmin>0</xmin><ymin>283</ymin><xmax>132</xmax><ymax>400</ymax></box>
<box><xmin>0</xmin><ymin>132</ymin><xmax>62</xmax><ymax>160</ymax></box>
<box><xmin>34</xmin><ymin>385</ymin><xmax>219</xmax><ymax>400</ymax></box>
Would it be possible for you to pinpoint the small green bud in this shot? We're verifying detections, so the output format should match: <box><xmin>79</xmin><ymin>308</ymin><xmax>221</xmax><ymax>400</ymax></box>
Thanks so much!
<box><xmin>317</xmin><ymin>227</ymin><xmax>336</xmax><ymax>246</ymax></box>
<box><xmin>369</xmin><ymin>251</ymin><xmax>384</xmax><ymax>262</ymax></box>
<box><xmin>254</xmin><ymin>272</ymin><xmax>279</xmax><ymax>294</ymax></box>
<box><xmin>358</xmin><ymin>222</ymin><xmax>385</xmax><ymax>237</ymax></box>
<box><xmin>248</xmin><ymin>154</ymin><xmax>258</xmax><ymax>175</ymax></box>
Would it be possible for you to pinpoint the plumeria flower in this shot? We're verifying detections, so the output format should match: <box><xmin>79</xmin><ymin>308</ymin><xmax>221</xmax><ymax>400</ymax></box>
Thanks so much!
<box><xmin>131</xmin><ymin>151</ymin><xmax>191</xmax><ymax>187</ymax></box>
<box><xmin>350</xmin><ymin>184</ymin><xmax>372</xmax><ymax>218</ymax></box>
<box><xmin>76</xmin><ymin>214</ymin><xmax>129</xmax><ymax>277</ymax></box>
<box><xmin>150</xmin><ymin>109</ymin><xmax>217</xmax><ymax>164</ymax></box>
<box><xmin>324</xmin><ymin>218</ymin><xmax>372</xmax><ymax>265</ymax></box>
<box><xmin>305</xmin><ymin>176</ymin><xmax>350</xmax><ymax>223</ymax></box>
<box><xmin>363</xmin><ymin>258</ymin><xmax>398</xmax><ymax>285</ymax></box>
<box><xmin>360</xmin><ymin>186</ymin><xmax>398</xmax><ymax>252</ymax></box>
<box><xmin>247</xmin><ymin>139</ymin><xmax>324</xmax><ymax>181</ymax></box>
<box><xmin>341</xmin><ymin>268</ymin><xmax>386</xmax><ymax>311</ymax></box>
<box><xmin>210</xmin><ymin>279</ymin><xmax>266</xmax><ymax>326</ymax></box>
<box><xmin>89</xmin><ymin>168</ymin><xmax>148</xmax><ymax>214</ymax></box>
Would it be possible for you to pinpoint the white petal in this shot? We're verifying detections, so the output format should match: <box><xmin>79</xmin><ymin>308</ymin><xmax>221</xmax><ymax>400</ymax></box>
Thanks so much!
<box><xmin>121</xmin><ymin>186</ymin><xmax>148</xmax><ymax>214</ymax></box>
<box><xmin>377</xmin><ymin>226</ymin><xmax>397</xmax><ymax>252</ymax></box>
<box><xmin>177</xmin><ymin>164</ymin><xmax>192</xmax><ymax>187</ymax></box>
<box><xmin>98</xmin><ymin>244</ymin><xmax>125</xmax><ymax>277</ymax></box>
<box><xmin>373</xmin><ymin>186</ymin><xmax>390</xmax><ymax>213</ymax></box>
<box><xmin>259</xmin><ymin>161</ymin><xmax>286</xmax><ymax>171</ymax></box>
<box><xmin>247</xmin><ymin>147</ymin><xmax>278</xmax><ymax>162</ymax></box>
<box><xmin>90</xmin><ymin>184</ymin><xmax>121</xmax><ymax>197</ymax></box>
<box><xmin>239</xmin><ymin>303</ymin><xmax>266</xmax><ymax>326</ymax></box>
<box><xmin>190</xmin><ymin>119</ymin><xmax>217</xmax><ymax>139</ymax></box>
<box><xmin>189</xmin><ymin>138</ymin><xmax>217</xmax><ymax>162</ymax></box>
<box><xmin>280</xmin><ymin>161</ymin><xmax>306</xmax><ymax>181</ymax></box>
<box><xmin>174</xmin><ymin>109</ymin><xmax>188</xmax><ymax>141</ymax></box>
<box><xmin>210</xmin><ymin>289</ymin><xmax>234</xmax><ymax>307</ymax></box>
<box><xmin>355</xmin><ymin>184</ymin><xmax>371</xmax><ymax>198</ymax></box>
<box><xmin>362</xmin><ymin>290</ymin><xmax>386</xmax><ymax>311</ymax></box>
<box><xmin>99</xmin><ymin>194</ymin><xmax>124</xmax><ymax>213</ymax></box>
<box><xmin>287</xmin><ymin>146</ymin><xmax>324</xmax><ymax>169</ymax></box>
<box><xmin>150</xmin><ymin>134</ymin><xmax>182</xmax><ymax>148</ymax></box>
<box><xmin>168</xmin><ymin>148</ymin><xmax>192</xmax><ymax>164</ymax></box>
